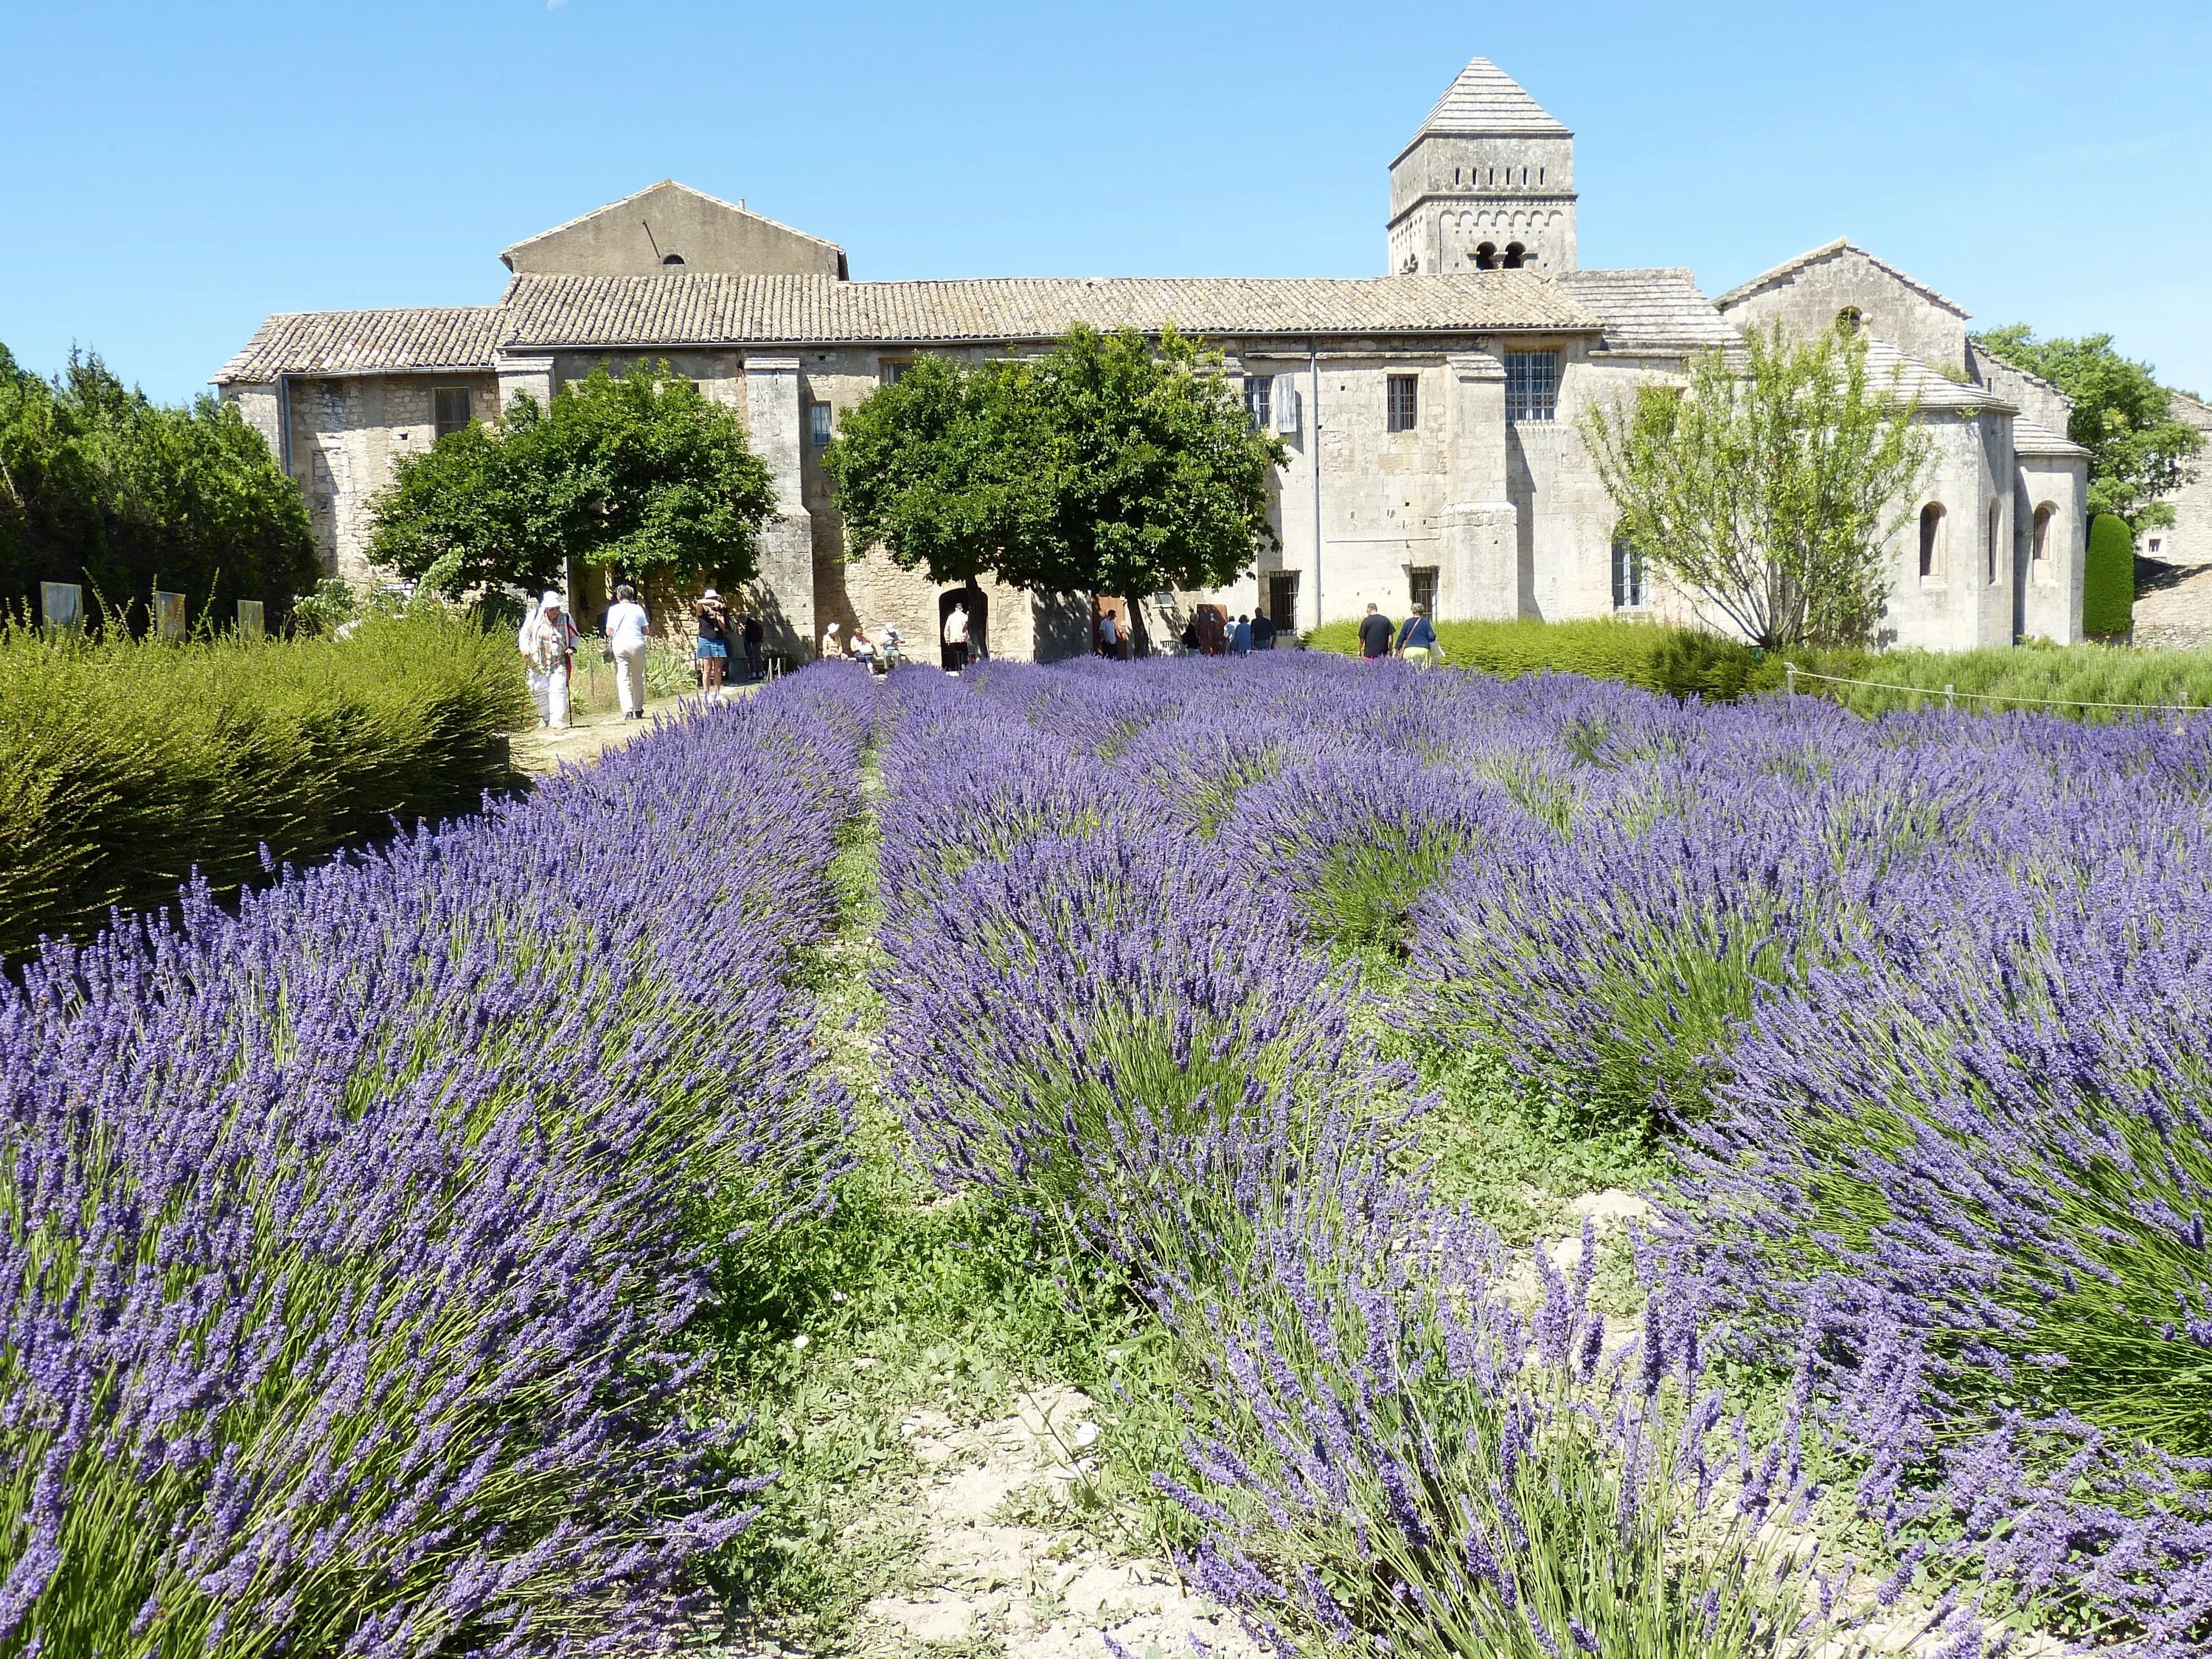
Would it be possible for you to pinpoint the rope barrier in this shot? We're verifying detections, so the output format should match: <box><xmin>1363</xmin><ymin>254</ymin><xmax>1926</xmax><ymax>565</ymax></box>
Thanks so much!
<box><xmin>1783</xmin><ymin>661</ymin><xmax>2200</xmax><ymax>717</ymax></box>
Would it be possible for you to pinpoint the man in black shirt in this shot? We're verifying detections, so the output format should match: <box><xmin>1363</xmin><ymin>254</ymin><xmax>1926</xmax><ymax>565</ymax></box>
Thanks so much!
<box><xmin>1357</xmin><ymin>602</ymin><xmax>1395</xmax><ymax>661</ymax></box>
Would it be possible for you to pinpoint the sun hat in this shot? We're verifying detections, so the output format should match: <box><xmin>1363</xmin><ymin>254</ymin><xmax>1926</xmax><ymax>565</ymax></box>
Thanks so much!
<box><xmin>540</xmin><ymin>591</ymin><xmax>562</xmax><ymax>611</ymax></box>
<box><xmin>702</xmin><ymin>588</ymin><xmax>720</xmax><ymax>601</ymax></box>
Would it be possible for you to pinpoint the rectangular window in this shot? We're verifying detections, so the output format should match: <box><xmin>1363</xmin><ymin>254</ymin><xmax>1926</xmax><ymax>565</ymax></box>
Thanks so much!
<box><xmin>1408</xmin><ymin>566</ymin><xmax>1439</xmax><ymax>616</ymax></box>
<box><xmin>809</xmin><ymin>400</ymin><xmax>833</xmax><ymax>448</ymax></box>
<box><xmin>1386</xmin><ymin>373</ymin><xmax>1419</xmax><ymax>433</ymax></box>
<box><xmin>1245</xmin><ymin>375</ymin><xmax>1271</xmax><ymax>431</ymax></box>
<box><xmin>1612</xmin><ymin>537</ymin><xmax>1646</xmax><ymax>609</ymax></box>
<box><xmin>880</xmin><ymin>359</ymin><xmax>911</xmax><ymax>385</ymax></box>
<box><xmin>1266</xmin><ymin>571</ymin><xmax>1300</xmax><ymax>632</ymax></box>
<box><xmin>1504</xmin><ymin>350</ymin><xmax>1560</xmax><ymax>423</ymax></box>
<box><xmin>433</xmin><ymin>386</ymin><xmax>472</xmax><ymax>439</ymax></box>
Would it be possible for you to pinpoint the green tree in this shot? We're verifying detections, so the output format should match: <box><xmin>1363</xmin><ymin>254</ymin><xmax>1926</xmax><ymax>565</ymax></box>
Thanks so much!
<box><xmin>1582</xmin><ymin>323</ymin><xmax>1932</xmax><ymax>650</ymax></box>
<box><xmin>0</xmin><ymin>344</ymin><xmax>316</xmax><ymax>628</ymax></box>
<box><xmin>1972</xmin><ymin>325</ymin><xmax>2204</xmax><ymax>528</ymax></box>
<box><xmin>823</xmin><ymin>325</ymin><xmax>1284</xmax><ymax>599</ymax></box>
<box><xmin>2082</xmin><ymin>512</ymin><xmax>2135</xmax><ymax>637</ymax></box>
<box><xmin>369</xmin><ymin>363</ymin><xmax>776</xmax><ymax>597</ymax></box>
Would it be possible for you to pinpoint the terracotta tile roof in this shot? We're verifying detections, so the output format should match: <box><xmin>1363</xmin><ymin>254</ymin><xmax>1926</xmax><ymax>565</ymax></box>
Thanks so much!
<box><xmin>1553</xmin><ymin>269</ymin><xmax>1736</xmax><ymax>354</ymax></box>
<box><xmin>1714</xmin><ymin>239</ymin><xmax>1970</xmax><ymax>319</ymax></box>
<box><xmin>1413</xmin><ymin>58</ymin><xmax>1569</xmax><ymax>137</ymax></box>
<box><xmin>214</xmin><ymin>307</ymin><xmax>504</xmax><ymax>384</ymax></box>
<box><xmin>493</xmin><ymin>271</ymin><xmax>1599</xmax><ymax>347</ymax></box>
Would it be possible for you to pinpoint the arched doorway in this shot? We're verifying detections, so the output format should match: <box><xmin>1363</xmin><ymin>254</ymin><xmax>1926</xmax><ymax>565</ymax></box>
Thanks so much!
<box><xmin>939</xmin><ymin>584</ymin><xmax>987</xmax><ymax>671</ymax></box>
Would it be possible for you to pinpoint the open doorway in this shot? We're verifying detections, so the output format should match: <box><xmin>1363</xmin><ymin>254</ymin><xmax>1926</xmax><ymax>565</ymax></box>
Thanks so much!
<box><xmin>939</xmin><ymin>584</ymin><xmax>987</xmax><ymax>670</ymax></box>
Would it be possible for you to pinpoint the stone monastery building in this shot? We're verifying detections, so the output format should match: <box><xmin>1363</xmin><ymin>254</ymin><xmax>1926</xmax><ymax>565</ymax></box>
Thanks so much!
<box><xmin>218</xmin><ymin>58</ymin><xmax>2092</xmax><ymax>659</ymax></box>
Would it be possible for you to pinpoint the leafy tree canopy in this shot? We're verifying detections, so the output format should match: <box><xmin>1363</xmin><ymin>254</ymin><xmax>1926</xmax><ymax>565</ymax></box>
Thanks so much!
<box><xmin>0</xmin><ymin>344</ymin><xmax>317</xmax><ymax>628</ymax></box>
<box><xmin>822</xmin><ymin>325</ymin><xmax>1284</xmax><ymax>597</ymax></box>
<box><xmin>369</xmin><ymin>363</ymin><xmax>777</xmax><ymax>598</ymax></box>
<box><xmin>1972</xmin><ymin>324</ymin><xmax>2205</xmax><ymax>529</ymax></box>
<box><xmin>1583</xmin><ymin>323</ymin><xmax>1932</xmax><ymax>651</ymax></box>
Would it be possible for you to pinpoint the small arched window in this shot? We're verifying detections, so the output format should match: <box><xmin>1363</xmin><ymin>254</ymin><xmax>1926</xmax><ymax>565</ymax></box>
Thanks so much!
<box><xmin>1986</xmin><ymin>502</ymin><xmax>2003</xmax><ymax>585</ymax></box>
<box><xmin>1919</xmin><ymin>504</ymin><xmax>1946</xmax><ymax>580</ymax></box>
<box><xmin>2031</xmin><ymin>504</ymin><xmax>2055</xmax><ymax>575</ymax></box>
<box><xmin>1473</xmin><ymin>242</ymin><xmax>1499</xmax><ymax>270</ymax></box>
<box><xmin>1837</xmin><ymin>306</ymin><xmax>1864</xmax><ymax>334</ymax></box>
<box><xmin>661</xmin><ymin>252</ymin><xmax>686</xmax><ymax>268</ymax></box>
<box><xmin>1502</xmin><ymin>242</ymin><xmax>1527</xmax><ymax>268</ymax></box>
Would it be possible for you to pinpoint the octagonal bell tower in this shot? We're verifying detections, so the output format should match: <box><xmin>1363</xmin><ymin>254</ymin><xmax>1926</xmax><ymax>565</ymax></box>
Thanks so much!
<box><xmin>1389</xmin><ymin>58</ymin><xmax>1576</xmax><ymax>275</ymax></box>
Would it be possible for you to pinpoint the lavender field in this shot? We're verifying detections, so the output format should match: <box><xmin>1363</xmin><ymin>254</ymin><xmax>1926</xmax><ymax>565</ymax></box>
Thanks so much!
<box><xmin>6</xmin><ymin>654</ymin><xmax>2210</xmax><ymax>1658</ymax></box>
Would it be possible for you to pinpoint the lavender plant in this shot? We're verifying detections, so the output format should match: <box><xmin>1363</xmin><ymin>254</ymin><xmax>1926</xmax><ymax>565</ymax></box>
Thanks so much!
<box><xmin>0</xmin><ymin>681</ymin><xmax>861</xmax><ymax>1657</ymax></box>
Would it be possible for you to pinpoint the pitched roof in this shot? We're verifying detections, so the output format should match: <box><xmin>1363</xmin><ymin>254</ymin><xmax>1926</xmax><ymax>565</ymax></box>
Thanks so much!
<box><xmin>1860</xmin><ymin>338</ymin><xmax>2013</xmax><ymax>414</ymax></box>
<box><xmin>498</xmin><ymin>180</ymin><xmax>844</xmax><ymax>269</ymax></box>
<box><xmin>1413</xmin><ymin>58</ymin><xmax>1569</xmax><ymax>139</ymax></box>
<box><xmin>493</xmin><ymin>271</ymin><xmax>1599</xmax><ymax>347</ymax></box>
<box><xmin>1714</xmin><ymin>240</ymin><xmax>1969</xmax><ymax>319</ymax></box>
<box><xmin>2168</xmin><ymin>387</ymin><xmax>2212</xmax><ymax>428</ymax></box>
<box><xmin>2012</xmin><ymin>414</ymin><xmax>2090</xmax><ymax>459</ymax></box>
<box><xmin>214</xmin><ymin>307</ymin><xmax>505</xmax><ymax>384</ymax></box>
<box><xmin>1553</xmin><ymin>269</ymin><xmax>1736</xmax><ymax>354</ymax></box>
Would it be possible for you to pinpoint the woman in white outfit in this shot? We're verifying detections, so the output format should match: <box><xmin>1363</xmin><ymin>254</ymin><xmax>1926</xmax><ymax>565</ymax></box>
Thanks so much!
<box><xmin>605</xmin><ymin>583</ymin><xmax>650</xmax><ymax>720</ymax></box>
<box><xmin>518</xmin><ymin>591</ymin><xmax>578</xmax><ymax>728</ymax></box>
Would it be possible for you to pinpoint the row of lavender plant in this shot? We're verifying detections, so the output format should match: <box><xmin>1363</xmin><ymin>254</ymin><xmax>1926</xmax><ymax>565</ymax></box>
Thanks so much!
<box><xmin>1170</xmin><ymin>653</ymin><xmax>2212</xmax><ymax>1652</ymax></box>
<box><xmin>865</xmin><ymin>658</ymin><xmax>1905</xmax><ymax>1659</ymax></box>
<box><xmin>0</xmin><ymin>671</ymin><xmax>876</xmax><ymax>1657</ymax></box>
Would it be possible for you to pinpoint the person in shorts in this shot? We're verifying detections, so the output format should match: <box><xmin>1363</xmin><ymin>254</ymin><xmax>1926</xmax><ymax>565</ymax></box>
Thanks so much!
<box><xmin>695</xmin><ymin>589</ymin><xmax>731</xmax><ymax>694</ymax></box>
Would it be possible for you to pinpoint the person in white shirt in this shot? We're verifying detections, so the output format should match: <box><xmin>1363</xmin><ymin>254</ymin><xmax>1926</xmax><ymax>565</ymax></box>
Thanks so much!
<box><xmin>942</xmin><ymin>602</ymin><xmax>971</xmax><ymax>672</ymax></box>
<box><xmin>518</xmin><ymin>591</ymin><xmax>578</xmax><ymax>728</ymax></box>
<box><xmin>604</xmin><ymin>583</ymin><xmax>650</xmax><ymax>720</ymax></box>
<box><xmin>821</xmin><ymin>620</ymin><xmax>844</xmax><ymax>660</ymax></box>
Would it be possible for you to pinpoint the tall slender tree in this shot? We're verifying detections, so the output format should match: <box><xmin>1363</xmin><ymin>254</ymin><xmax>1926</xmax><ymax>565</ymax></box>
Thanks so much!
<box><xmin>1582</xmin><ymin>324</ymin><xmax>1931</xmax><ymax>650</ymax></box>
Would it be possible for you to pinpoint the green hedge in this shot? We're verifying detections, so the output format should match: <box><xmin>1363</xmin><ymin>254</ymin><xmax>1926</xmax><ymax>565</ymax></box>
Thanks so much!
<box><xmin>0</xmin><ymin>608</ymin><xmax>533</xmax><ymax>957</ymax></box>
<box><xmin>2083</xmin><ymin>512</ymin><xmax>2136</xmax><ymax>638</ymax></box>
<box><xmin>1307</xmin><ymin>615</ymin><xmax>2212</xmax><ymax>723</ymax></box>
<box><xmin>1306</xmin><ymin>616</ymin><xmax>1775</xmax><ymax>700</ymax></box>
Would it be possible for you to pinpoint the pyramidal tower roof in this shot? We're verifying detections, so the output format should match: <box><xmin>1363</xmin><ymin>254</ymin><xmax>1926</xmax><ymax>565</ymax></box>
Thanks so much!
<box><xmin>1415</xmin><ymin>58</ymin><xmax>1570</xmax><ymax>139</ymax></box>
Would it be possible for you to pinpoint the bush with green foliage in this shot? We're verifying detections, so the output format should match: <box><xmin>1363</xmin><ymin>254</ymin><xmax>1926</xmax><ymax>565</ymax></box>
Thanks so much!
<box><xmin>824</xmin><ymin>325</ymin><xmax>1284</xmax><ymax>605</ymax></box>
<box><xmin>0</xmin><ymin>343</ymin><xmax>317</xmax><ymax>629</ymax></box>
<box><xmin>0</xmin><ymin>607</ymin><xmax>532</xmax><ymax>956</ymax></box>
<box><xmin>1312</xmin><ymin>613</ymin><xmax>2212</xmax><ymax>720</ymax></box>
<box><xmin>1307</xmin><ymin>616</ymin><xmax>1773</xmax><ymax>700</ymax></box>
<box><xmin>2083</xmin><ymin>511</ymin><xmax>2136</xmax><ymax>637</ymax></box>
<box><xmin>369</xmin><ymin>363</ymin><xmax>776</xmax><ymax>599</ymax></box>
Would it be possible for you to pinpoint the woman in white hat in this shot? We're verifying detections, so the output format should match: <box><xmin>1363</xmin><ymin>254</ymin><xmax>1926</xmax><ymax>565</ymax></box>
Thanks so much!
<box><xmin>518</xmin><ymin>591</ymin><xmax>578</xmax><ymax>728</ymax></box>
<box><xmin>695</xmin><ymin>588</ymin><xmax>732</xmax><ymax>695</ymax></box>
<box><xmin>820</xmin><ymin>619</ymin><xmax>845</xmax><ymax>661</ymax></box>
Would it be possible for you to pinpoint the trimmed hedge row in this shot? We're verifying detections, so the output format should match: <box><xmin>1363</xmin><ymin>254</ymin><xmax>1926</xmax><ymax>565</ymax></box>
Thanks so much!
<box><xmin>2083</xmin><ymin>511</ymin><xmax>2136</xmax><ymax>638</ymax></box>
<box><xmin>1307</xmin><ymin>614</ymin><xmax>2212</xmax><ymax>720</ymax></box>
<box><xmin>1305</xmin><ymin>616</ymin><xmax>1774</xmax><ymax>700</ymax></box>
<box><xmin>0</xmin><ymin>608</ymin><xmax>533</xmax><ymax>957</ymax></box>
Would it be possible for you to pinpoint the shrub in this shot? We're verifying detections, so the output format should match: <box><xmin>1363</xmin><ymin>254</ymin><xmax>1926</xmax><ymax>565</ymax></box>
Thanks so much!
<box><xmin>2084</xmin><ymin>511</ymin><xmax>2138</xmax><ymax>637</ymax></box>
<box><xmin>0</xmin><ymin>344</ymin><xmax>318</xmax><ymax>628</ymax></box>
<box><xmin>0</xmin><ymin>681</ymin><xmax>859</xmax><ymax>1657</ymax></box>
<box><xmin>0</xmin><ymin>608</ymin><xmax>532</xmax><ymax>957</ymax></box>
<box><xmin>1307</xmin><ymin>616</ymin><xmax>1772</xmax><ymax>700</ymax></box>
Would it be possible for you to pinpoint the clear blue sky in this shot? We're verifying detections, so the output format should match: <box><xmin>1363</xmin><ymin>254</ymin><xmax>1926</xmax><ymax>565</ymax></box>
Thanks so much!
<box><xmin>5</xmin><ymin>0</ymin><xmax>2208</xmax><ymax>404</ymax></box>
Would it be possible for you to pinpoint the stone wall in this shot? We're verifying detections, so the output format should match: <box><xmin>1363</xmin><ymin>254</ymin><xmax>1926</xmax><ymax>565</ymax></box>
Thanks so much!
<box><xmin>2142</xmin><ymin>393</ymin><xmax>2212</xmax><ymax>567</ymax></box>
<box><xmin>1388</xmin><ymin>132</ymin><xmax>1577</xmax><ymax>274</ymax></box>
<box><xmin>1720</xmin><ymin>247</ymin><xmax>1970</xmax><ymax>376</ymax></box>
<box><xmin>270</xmin><ymin>372</ymin><xmax>501</xmax><ymax>588</ymax></box>
<box><xmin>504</xmin><ymin>181</ymin><xmax>843</xmax><ymax>279</ymax></box>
